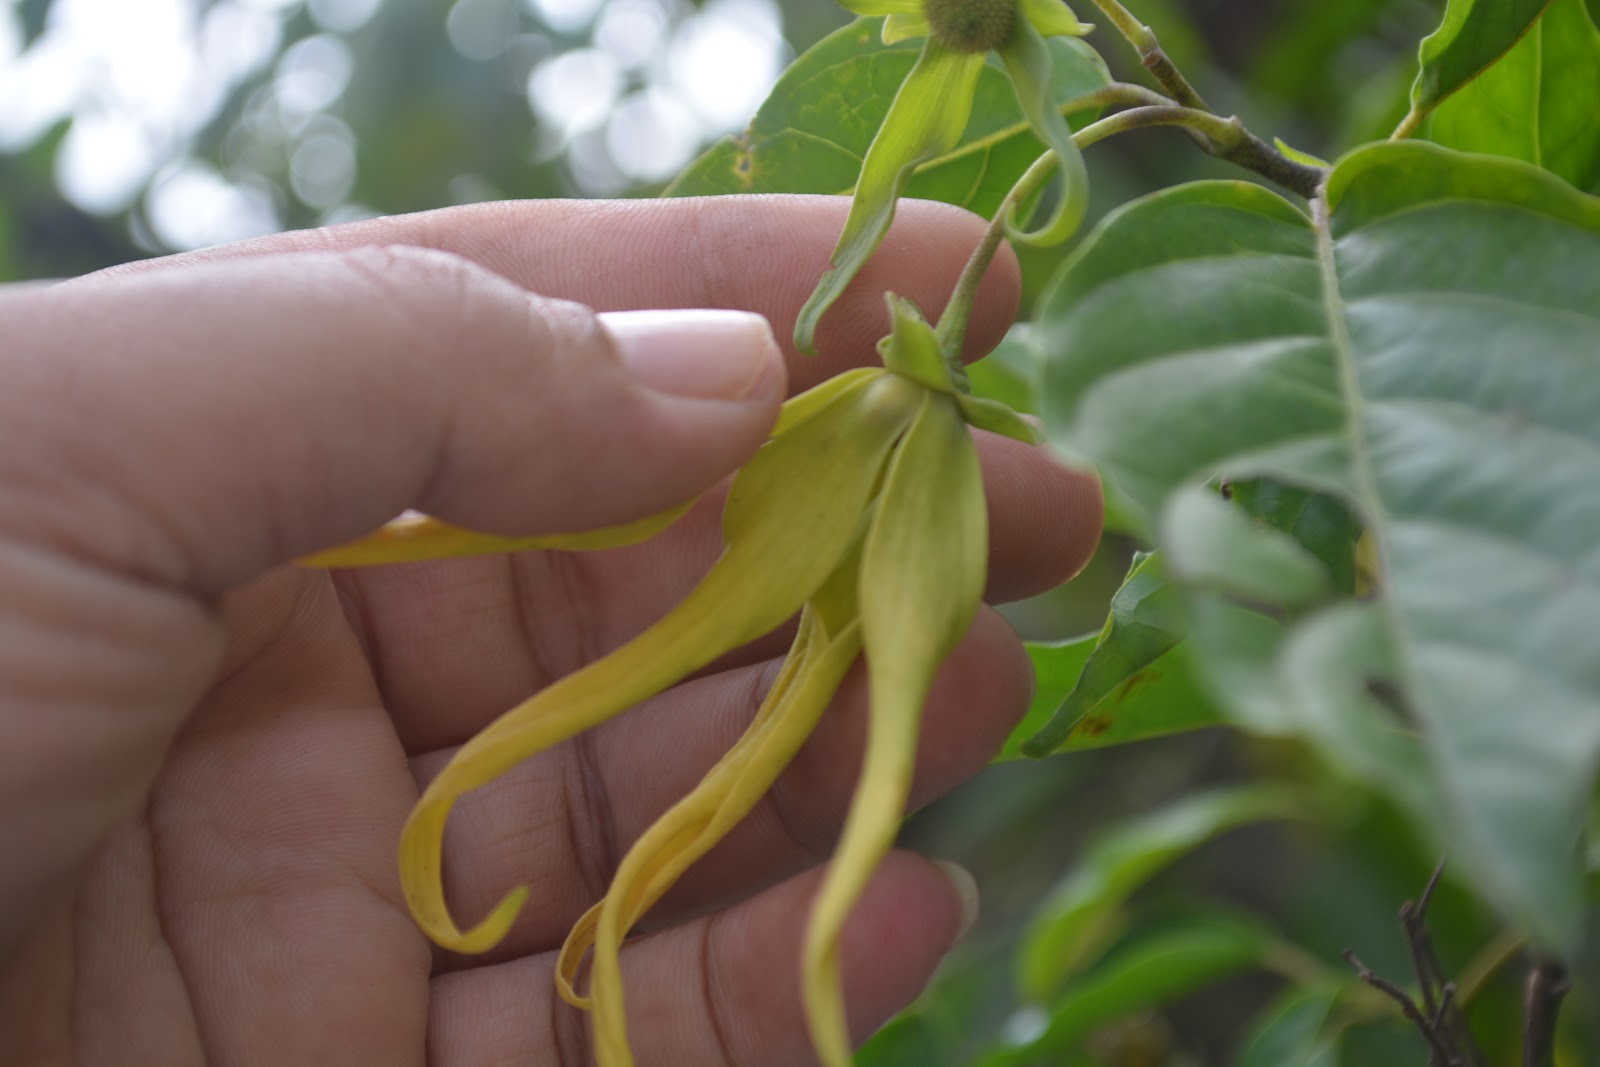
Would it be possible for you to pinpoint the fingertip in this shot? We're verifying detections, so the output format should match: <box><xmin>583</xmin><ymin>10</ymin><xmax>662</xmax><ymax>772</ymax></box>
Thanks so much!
<box><xmin>981</xmin><ymin>432</ymin><xmax>1105</xmax><ymax>603</ymax></box>
<box><xmin>830</xmin><ymin>851</ymin><xmax>978</xmax><ymax>1041</ymax></box>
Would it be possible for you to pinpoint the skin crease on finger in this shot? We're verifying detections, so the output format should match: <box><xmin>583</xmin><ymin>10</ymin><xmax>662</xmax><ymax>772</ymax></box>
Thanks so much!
<box><xmin>0</xmin><ymin>197</ymin><xmax>1102</xmax><ymax>1066</ymax></box>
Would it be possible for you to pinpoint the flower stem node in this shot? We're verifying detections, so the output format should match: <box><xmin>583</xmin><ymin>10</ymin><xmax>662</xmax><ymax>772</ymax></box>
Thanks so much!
<box><xmin>922</xmin><ymin>0</ymin><xmax>1016</xmax><ymax>53</ymax></box>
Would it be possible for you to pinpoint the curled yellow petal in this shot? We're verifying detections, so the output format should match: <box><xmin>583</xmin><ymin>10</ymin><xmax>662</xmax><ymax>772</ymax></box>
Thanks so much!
<box><xmin>585</xmin><ymin>613</ymin><xmax>864</xmax><ymax>1066</ymax></box>
<box><xmin>555</xmin><ymin>610</ymin><xmax>826</xmax><ymax>1010</ymax></box>
<box><xmin>296</xmin><ymin>501</ymin><xmax>693</xmax><ymax>568</ymax></box>
<box><xmin>399</xmin><ymin>371</ymin><xmax>920</xmax><ymax>953</ymax></box>
<box><xmin>802</xmin><ymin>392</ymin><xmax>987</xmax><ymax>1066</ymax></box>
<box><xmin>302</xmin><ymin>370</ymin><xmax>889</xmax><ymax>570</ymax></box>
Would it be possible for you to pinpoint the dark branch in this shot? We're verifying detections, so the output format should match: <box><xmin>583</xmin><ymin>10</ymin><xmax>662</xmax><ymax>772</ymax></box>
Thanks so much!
<box><xmin>1522</xmin><ymin>960</ymin><xmax>1570</xmax><ymax>1067</ymax></box>
<box><xmin>1343</xmin><ymin>949</ymin><xmax>1462</xmax><ymax>1065</ymax></box>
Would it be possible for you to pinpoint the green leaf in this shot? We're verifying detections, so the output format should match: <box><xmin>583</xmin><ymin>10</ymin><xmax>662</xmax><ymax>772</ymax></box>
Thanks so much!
<box><xmin>666</xmin><ymin>17</ymin><xmax>1110</xmax><ymax>221</ymax></box>
<box><xmin>1427</xmin><ymin>0</ymin><xmax>1600</xmax><ymax>190</ymax></box>
<box><xmin>1404</xmin><ymin>0</ymin><xmax>1554</xmax><ymax>128</ymax></box>
<box><xmin>1228</xmin><ymin>479</ymin><xmax>1363</xmax><ymax>596</ymax></box>
<box><xmin>1004</xmin><ymin>916</ymin><xmax>1278</xmax><ymax>1062</ymax></box>
<box><xmin>1018</xmin><ymin>786</ymin><xmax>1301</xmax><ymax>1000</ymax></box>
<box><xmin>1012</xmin><ymin>552</ymin><xmax>1226</xmax><ymax>757</ymax></box>
<box><xmin>1236</xmin><ymin>986</ymin><xmax>1345</xmax><ymax>1067</ymax></box>
<box><xmin>856</xmin><ymin>1012</ymin><xmax>944</xmax><ymax>1067</ymax></box>
<box><xmin>1161</xmin><ymin>485</ymin><xmax>1333</xmax><ymax>608</ymax></box>
<box><xmin>1036</xmin><ymin>140</ymin><xmax>1600</xmax><ymax>950</ymax></box>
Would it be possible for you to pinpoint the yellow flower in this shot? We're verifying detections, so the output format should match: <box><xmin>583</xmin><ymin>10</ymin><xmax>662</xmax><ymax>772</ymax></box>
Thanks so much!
<box><xmin>305</xmin><ymin>295</ymin><xmax>1037</xmax><ymax>1066</ymax></box>
<box><xmin>794</xmin><ymin>0</ymin><xmax>1095</xmax><ymax>353</ymax></box>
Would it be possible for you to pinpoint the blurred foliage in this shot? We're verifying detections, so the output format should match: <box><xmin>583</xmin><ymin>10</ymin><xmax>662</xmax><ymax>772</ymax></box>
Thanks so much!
<box><xmin>6</xmin><ymin>1</ymin><xmax>1598</xmax><ymax>1064</ymax></box>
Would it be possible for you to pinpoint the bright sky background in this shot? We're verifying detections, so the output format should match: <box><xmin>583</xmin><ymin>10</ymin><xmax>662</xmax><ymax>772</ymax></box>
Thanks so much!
<box><xmin>0</xmin><ymin>0</ymin><xmax>787</xmax><ymax>250</ymax></box>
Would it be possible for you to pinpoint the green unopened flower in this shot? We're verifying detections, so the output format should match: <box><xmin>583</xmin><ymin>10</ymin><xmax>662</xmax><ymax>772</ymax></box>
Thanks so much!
<box><xmin>794</xmin><ymin>0</ymin><xmax>1094</xmax><ymax>353</ymax></box>
<box><xmin>304</xmin><ymin>296</ymin><xmax>1036</xmax><ymax>1066</ymax></box>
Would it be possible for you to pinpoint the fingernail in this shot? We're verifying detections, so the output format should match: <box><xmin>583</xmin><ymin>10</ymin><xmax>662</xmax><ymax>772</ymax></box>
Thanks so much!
<box><xmin>933</xmin><ymin>859</ymin><xmax>980</xmax><ymax>941</ymax></box>
<box><xmin>601</xmin><ymin>309</ymin><xmax>781</xmax><ymax>401</ymax></box>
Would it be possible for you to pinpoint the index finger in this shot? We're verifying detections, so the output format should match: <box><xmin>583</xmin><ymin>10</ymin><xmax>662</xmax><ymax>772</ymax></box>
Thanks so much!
<box><xmin>83</xmin><ymin>196</ymin><xmax>1021</xmax><ymax>391</ymax></box>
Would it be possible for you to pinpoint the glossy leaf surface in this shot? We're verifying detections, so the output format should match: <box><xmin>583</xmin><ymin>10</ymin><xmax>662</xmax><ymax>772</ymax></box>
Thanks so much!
<box><xmin>1011</xmin><ymin>552</ymin><xmax>1225</xmax><ymax>757</ymax></box>
<box><xmin>667</xmin><ymin>17</ymin><xmax>1110</xmax><ymax>220</ymax></box>
<box><xmin>1037</xmin><ymin>140</ymin><xmax>1600</xmax><ymax>949</ymax></box>
<box><xmin>1406</xmin><ymin>0</ymin><xmax>1553</xmax><ymax>123</ymax></box>
<box><xmin>1427</xmin><ymin>0</ymin><xmax>1600</xmax><ymax>191</ymax></box>
<box><xmin>1019</xmin><ymin>786</ymin><xmax>1301</xmax><ymax>999</ymax></box>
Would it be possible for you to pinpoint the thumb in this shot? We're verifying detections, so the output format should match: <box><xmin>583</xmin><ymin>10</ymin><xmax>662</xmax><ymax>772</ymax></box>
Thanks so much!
<box><xmin>2</xmin><ymin>244</ymin><xmax>786</xmax><ymax>596</ymax></box>
<box><xmin>0</xmin><ymin>244</ymin><xmax>783</xmax><ymax>958</ymax></box>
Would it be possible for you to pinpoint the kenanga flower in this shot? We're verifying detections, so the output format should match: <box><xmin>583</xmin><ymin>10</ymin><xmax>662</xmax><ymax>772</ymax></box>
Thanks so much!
<box><xmin>794</xmin><ymin>0</ymin><xmax>1094</xmax><ymax>353</ymax></box>
<box><xmin>305</xmin><ymin>295</ymin><xmax>1038</xmax><ymax>1066</ymax></box>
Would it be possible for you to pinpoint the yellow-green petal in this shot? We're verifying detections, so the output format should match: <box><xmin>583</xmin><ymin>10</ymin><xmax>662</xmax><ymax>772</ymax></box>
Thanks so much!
<box><xmin>997</xmin><ymin>15</ymin><xmax>1090</xmax><ymax>247</ymax></box>
<box><xmin>1020</xmin><ymin>0</ymin><xmax>1092</xmax><ymax>38</ymax></box>
<box><xmin>398</xmin><ymin>373</ymin><xmax>920</xmax><ymax>953</ymax></box>
<box><xmin>587</xmin><ymin>612</ymin><xmax>864</xmax><ymax>1066</ymax></box>
<box><xmin>878</xmin><ymin>293</ymin><xmax>961</xmax><ymax>394</ymax></box>
<box><xmin>956</xmin><ymin>392</ymin><xmax>1044</xmax><ymax>444</ymax></box>
<box><xmin>771</xmin><ymin>366</ymin><xmax>884</xmax><ymax>438</ymax></box>
<box><xmin>556</xmin><ymin>608</ymin><xmax>827</xmax><ymax>1010</ymax></box>
<box><xmin>802</xmin><ymin>393</ymin><xmax>988</xmax><ymax>1066</ymax></box>
<box><xmin>794</xmin><ymin>38</ymin><xmax>985</xmax><ymax>354</ymax></box>
<box><xmin>881</xmin><ymin>11</ymin><xmax>930</xmax><ymax>43</ymax></box>
<box><xmin>296</xmin><ymin>501</ymin><xmax>694</xmax><ymax>568</ymax></box>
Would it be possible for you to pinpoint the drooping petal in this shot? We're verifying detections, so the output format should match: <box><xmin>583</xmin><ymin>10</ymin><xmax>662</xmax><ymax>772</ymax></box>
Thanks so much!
<box><xmin>301</xmin><ymin>371</ymin><xmax>896</xmax><ymax>569</ymax></box>
<box><xmin>398</xmin><ymin>373</ymin><xmax>922</xmax><ymax>953</ymax></box>
<box><xmin>794</xmin><ymin>39</ymin><xmax>986</xmax><ymax>354</ymax></box>
<box><xmin>556</xmin><ymin>607</ymin><xmax>827</xmax><ymax>1011</ymax></box>
<box><xmin>997</xmin><ymin>15</ymin><xmax>1090</xmax><ymax>247</ymax></box>
<box><xmin>584</xmin><ymin>612</ymin><xmax>865</xmax><ymax>1066</ymax></box>
<box><xmin>296</xmin><ymin>503</ymin><xmax>693</xmax><ymax>567</ymax></box>
<box><xmin>802</xmin><ymin>391</ymin><xmax>988</xmax><ymax>1066</ymax></box>
<box><xmin>1019</xmin><ymin>0</ymin><xmax>1092</xmax><ymax>38</ymax></box>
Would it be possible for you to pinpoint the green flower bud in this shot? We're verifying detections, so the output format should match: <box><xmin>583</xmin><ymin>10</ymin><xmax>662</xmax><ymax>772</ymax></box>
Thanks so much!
<box><xmin>921</xmin><ymin>0</ymin><xmax>1016</xmax><ymax>53</ymax></box>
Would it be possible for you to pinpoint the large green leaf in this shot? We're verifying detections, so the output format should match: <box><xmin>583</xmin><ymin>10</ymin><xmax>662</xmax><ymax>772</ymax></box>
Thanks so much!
<box><xmin>996</xmin><ymin>916</ymin><xmax>1277</xmax><ymax>1064</ymax></box>
<box><xmin>1036</xmin><ymin>140</ymin><xmax>1600</xmax><ymax>950</ymax></box>
<box><xmin>1236</xmin><ymin>986</ymin><xmax>1345</xmax><ymax>1067</ymax></box>
<box><xmin>1428</xmin><ymin>0</ymin><xmax>1600</xmax><ymax>190</ymax></box>
<box><xmin>1009</xmin><ymin>552</ymin><xmax>1226</xmax><ymax>757</ymax></box>
<box><xmin>1403</xmin><ymin>0</ymin><xmax>1554</xmax><ymax>129</ymax></box>
<box><xmin>666</xmin><ymin>17</ymin><xmax>1110</xmax><ymax>219</ymax></box>
<box><xmin>1018</xmin><ymin>786</ymin><xmax>1301</xmax><ymax>1000</ymax></box>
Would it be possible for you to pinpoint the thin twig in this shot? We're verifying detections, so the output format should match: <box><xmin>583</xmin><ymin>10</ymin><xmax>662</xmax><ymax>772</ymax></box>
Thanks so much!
<box><xmin>1075</xmin><ymin>0</ymin><xmax>1327</xmax><ymax>196</ymax></box>
<box><xmin>1083</xmin><ymin>0</ymin><xmax>1207</xmax><ymax>110</ymax></box>
<box><xmin>1343</xmin><ymin>949</ymin><xmax>1461</xmax><ymax>1066</ymax></box>
<box><xmin>1403</xmin><ymin>861</ymin><xmax>1450</xmax><ymax>1021</ymax></box>
<box><xmin>1522</xmin><ymin>960</ymin><xmax>1570</xmax><ymax>1067</ymax></box>
<box><xmin>1075</xmin><ymin>106</ymin><xmax>1325</xmax><ymax>198</ymax></box>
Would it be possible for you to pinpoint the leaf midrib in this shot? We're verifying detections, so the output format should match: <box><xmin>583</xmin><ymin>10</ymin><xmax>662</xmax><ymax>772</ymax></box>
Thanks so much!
<box><xmin>1311</xmin><ymin>193</ymin><xmax>1417</xmax><ymax>706</ymax></box>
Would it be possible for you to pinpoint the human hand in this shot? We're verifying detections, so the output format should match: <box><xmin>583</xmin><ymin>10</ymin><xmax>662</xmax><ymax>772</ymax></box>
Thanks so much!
<box><xmin>0</xmin><ymin>197</ymin><xmax>1102</xmax><ymax>1066</ymax></box>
